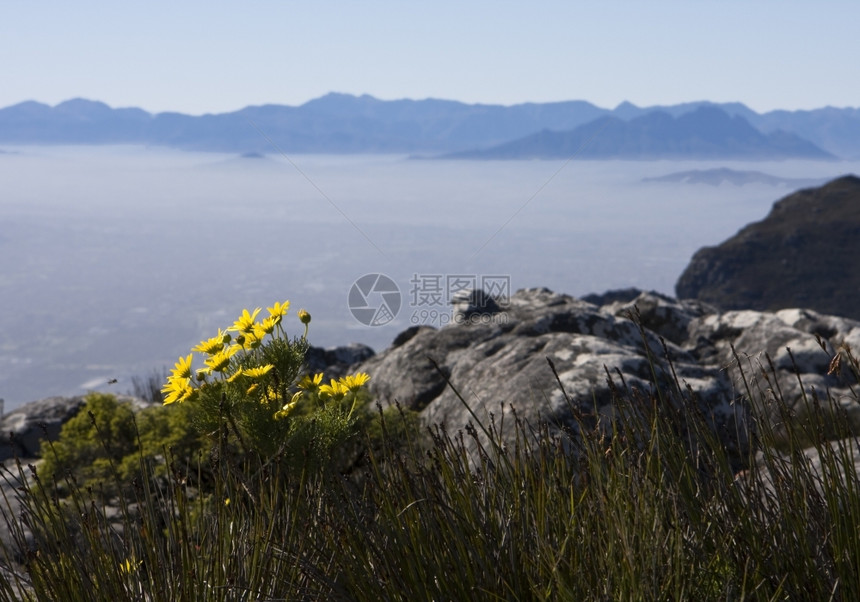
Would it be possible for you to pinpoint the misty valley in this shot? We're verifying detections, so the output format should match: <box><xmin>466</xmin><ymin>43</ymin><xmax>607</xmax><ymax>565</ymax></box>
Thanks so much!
<box><xmin>0</xmin><ymin>145</ymin><xmax>856</xmax><ymax>409</ymax></box>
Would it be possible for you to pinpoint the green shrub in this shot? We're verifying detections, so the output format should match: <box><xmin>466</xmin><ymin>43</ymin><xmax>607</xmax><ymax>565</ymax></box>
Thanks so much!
<box><xmin>39</xmin><ymin>392</ymin><xmax>204</xmax><ymax>496</ymax></box>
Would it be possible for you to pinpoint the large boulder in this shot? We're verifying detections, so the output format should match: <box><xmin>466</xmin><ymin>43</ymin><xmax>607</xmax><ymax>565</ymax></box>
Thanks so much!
<box><xmin>676</xmin><ymin>175</ymin><xmax>860</xmax><ymax>320</ymax></box>
<box><xmin>357</xmin><ymin>288</ymin><xmax>749</xmax><ymax>467</ymax></box>
<box><xmin>356</xmin><ymin>287</ymin><xmax>860</xmax><ymax>470</ymax></box>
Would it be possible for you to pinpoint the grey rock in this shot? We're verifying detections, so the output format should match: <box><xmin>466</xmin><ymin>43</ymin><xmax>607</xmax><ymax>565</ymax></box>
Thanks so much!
<box><xmin>0</xmin><ymin>559</ymin><xmax>31</xmax><ymax>600</ymax></box>
<box><xmin>356</xmin><ymin>286</ymin><xmax>860</xmax><ymax>471</ymax></box>
<box><xmin>451</xmin><ymin>288</ymin><xmax>503</xmax><ymax>322</ymax></box>
<box><xmin>603</xmin><ymin>291</ymin><xmax>717</xmax><ymax>346</ymax></box>
<box><xmin>684</xmin><ymin>308</ymin><xmax>860</xmax><ymax>430</ymax></box>
<box><xmin>600</xmin><ymin>292</ymin><xmax>860</xmax><ymax>427</ymax></box>
<box><xmin>734</xmin><ymin>437</ymin><xmax>860</xmax><ymax>509</ymax></box>
<box><xmin>0</xmin><ymin>396</ymin><xmax>86</xmax><ymax>461</ymax></box>
<box><xmin>5</xmin><ymin>286</ymin><xmax>858</xmax><ymax>483</ymax></box>
<box><xmin>0</xmin><ymin>394</ymin><xmax>152</xmax><ymax>576</ymax></box>
<box><xmin>305</xmin><ymin>343</ymin><xmax>376</xmax><ymax>379</ymax></box>
<box><xmin>801</xmin><ymin>438</ymin><xmax>860</xmax><ymax>485</ymax></box>
<box><xmin>356</xmin><ymin>287</ymin><xmax>749</xmax><ymax>467</ymax></box>
<box><xmin>0</xmin><ymin>458</ymin><xmax>37</xmax><ymax>576</ymax></box>
<box><xmin>0</xmin><ymin>395</ymin><xmax>153</xmax><ymax>462</ymax></box>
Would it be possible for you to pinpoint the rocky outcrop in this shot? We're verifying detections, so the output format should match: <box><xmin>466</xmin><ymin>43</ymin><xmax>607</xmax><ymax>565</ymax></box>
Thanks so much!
<box><xmin>580</xmin><ymin>287</ymin><xmax>646</xmax><ymax>306</ymax></box>
<box><xmin>607</xmin><ymin>293</ymin><xmax>860</xmax><ymax>432</ymax></box>
<box><xmin>354</xmin><ymin>288</ymin><xmax>860</xmax><ymax>469</ymax></box>
<box><xmin>0</xmin><ymin>394</ymin><xmax>150</xmax><ymax>584</ymax></box>
<box><xmin>357</xmin><ymin>289</ymin><xmax>745</xmax><ymax>465</ymax></box>
<box><xmin>676</xmin><ymin>175</ymin><xmax>860</xmax><ymax>320</ymax></box>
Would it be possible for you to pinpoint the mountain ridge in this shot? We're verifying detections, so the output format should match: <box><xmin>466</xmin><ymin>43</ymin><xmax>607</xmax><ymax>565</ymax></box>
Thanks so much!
<box><xmin>676</xmin><ymin>175</ymin><xmax>860</xmax><ymax>317</ymax></box>
<box><xmin>1</xmin><ymin>93</ymin><xmax>857</xmax><ymax>157</ymax></box>
<box><xmin>446</xmin><ymin>107</ymin><xmax>833</xmax><ymax>160</ymax></box>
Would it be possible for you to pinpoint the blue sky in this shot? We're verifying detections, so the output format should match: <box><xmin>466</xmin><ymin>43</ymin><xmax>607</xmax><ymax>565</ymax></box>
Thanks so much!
<box><xmin>2</xmin><ymin>1</ymin><xmax>858</xmax><ymax>114</ymax></box>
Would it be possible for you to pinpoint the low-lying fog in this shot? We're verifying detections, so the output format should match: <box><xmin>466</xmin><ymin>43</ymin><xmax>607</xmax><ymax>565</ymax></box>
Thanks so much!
<box><xmin>1</xmin><ymin>146</ymin><xmax>855</xmax><ymax>410</ymax></box>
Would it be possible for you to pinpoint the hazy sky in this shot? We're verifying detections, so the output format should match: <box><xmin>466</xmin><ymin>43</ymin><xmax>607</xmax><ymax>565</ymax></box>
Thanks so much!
<box><xmin>2</xmin><ymin>1</ymin><xmax>858</xmax><ymax>114</ymax></box>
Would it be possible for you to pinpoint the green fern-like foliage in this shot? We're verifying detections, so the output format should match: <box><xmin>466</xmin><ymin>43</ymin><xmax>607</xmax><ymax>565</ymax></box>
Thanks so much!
<box><xmin>39</xmin><ymin>392</ymin><xmax>205</xmax><ymax>495</ymax></box>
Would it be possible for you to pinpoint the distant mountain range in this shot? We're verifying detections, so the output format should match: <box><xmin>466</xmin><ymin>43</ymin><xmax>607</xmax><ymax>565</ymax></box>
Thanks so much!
<box><xmin>446</xmin><ymin>108</ymin><xmax>833</xmax><ymax>160</ymax></box>
<box><xmin>1</xmin><ymin>93</ymin><xmax>858</xmax><ymax>159</ymax></box>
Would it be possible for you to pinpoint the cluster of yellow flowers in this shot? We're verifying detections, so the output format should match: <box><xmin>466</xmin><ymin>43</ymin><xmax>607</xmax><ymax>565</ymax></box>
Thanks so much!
<box><xmin>161</xmin><ymin>301</ymin><xmax>369</xmax><ymax>422</ymax></box>
<box><xmin>161</xmin><ymin>301</ymin><xmax>293</xmax><ymax>405</ymax></box>
<box><xmin>271</xmin><ymin>371</ymin><xmax>371</xmax><ymax>420</ymax></box>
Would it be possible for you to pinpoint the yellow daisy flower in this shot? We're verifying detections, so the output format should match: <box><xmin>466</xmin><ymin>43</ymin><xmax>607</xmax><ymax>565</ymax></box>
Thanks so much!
<box><xmin>205</xmin><ymin>345</ymin><xmax>239</xmax><ymax>373</ymax></box>
<box><xmin>263</xmin><ymin>385</ymin><xmax>284</xmax><ymax>404</ymax></box>
<box><xmin>246</xmin><ymin>328</ymin><xmax>264</xmax><ymax>349</ymax></box>
<box><xmin>267</xmin><ymin>300</ymin><xmax>290</xmax><ymax>324</ymax></box>
<box><xmin>339</xmin><ymin>372</ymin><xmax>370</xmax><ymax>392</ymax></box>
<box><xmin>192</xmin><ymin>329</ymin><xmax>228</xmax><ymax>355</ymax></box>
<box><xmin>297</xmin><ymin>373</ymin><xmax>324</xmax><ymax>391</ymax></box>
<box><xmin>236</xmin><ymin>334</ymin><xmax>259</xmax><ymax>350</ymax></box>
<box><xmin>229</xmin><ymin>308</ymin><xmax>261</xmax><ymax>334</ymax></box>
<box><xmin>259</xmin><ymin>316</ymin><xmax>278</xmax><ymax>335</ymax></box>
<box><xmin>319</xmin><ymin>379</ymin><xmax>348</xmax><ymax>401</ymax></box>
<box><xmin>162</xmin><ymin>377</ymin><xmax>194</xmax><ymax>404</ymax></box>
<box><xmin>243</xmin><ymin>365</ymin><xmax>274</xmax><ymax>378</ymax></box>
<box><xmin>169</xmin><ymin>354</ymin><xmax>193</xmax><ymax>380</ymax></box>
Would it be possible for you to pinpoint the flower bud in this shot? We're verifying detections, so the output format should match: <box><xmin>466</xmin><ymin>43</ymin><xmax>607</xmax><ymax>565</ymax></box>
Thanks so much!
<box><xmin>298</xmin><ymin>309</ymin><xmax>311</xmax><ymax>325</ymax></box>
